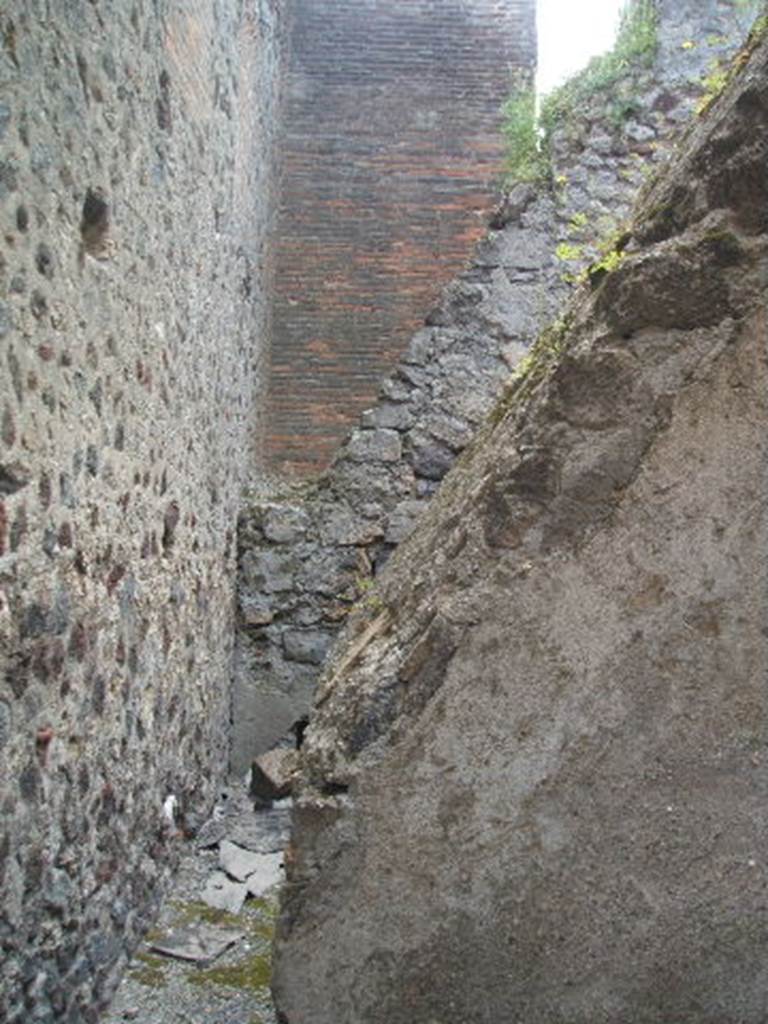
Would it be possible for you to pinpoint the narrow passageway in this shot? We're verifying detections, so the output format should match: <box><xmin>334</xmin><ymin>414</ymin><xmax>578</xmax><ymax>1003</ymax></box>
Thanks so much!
<box><xmin>2</xmin><ymin>2</ymin><xmax>766</xmax><ymax>1021</ymax></box>
<box><xmin>103</xmin><ymin>782</ymin><xmax>287</xmax><ymax>1024</ymax></box>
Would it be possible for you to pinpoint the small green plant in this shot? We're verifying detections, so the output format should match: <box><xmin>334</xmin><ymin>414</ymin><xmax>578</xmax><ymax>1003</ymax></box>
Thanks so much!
<box><xmin>353</xmin><ymin>574</ymin><xmax>385</xmax><ymax>615</ymax></box>
<box><xmin>501</xmin><ymin>80</ymin><xmax>548</xmax><ymax>185</ymax></box>
<box><xmin>568</xmin><ymin>211</ymin><xmax>589</xmax><ymax>233</ymax></box>
<box><xmin>700</xmin><ymin>58</ymin><xmax>730</xmax><ymax>101</ymax></box>
<box><xmin>593</xmin><ymin>248</ymin><xmax>625</xmax><ymax>275</ymax></box>
<box><xmin>555</xmin><ymin>241</ymin><xmax>584</xmax><ymax>262</ymax></box>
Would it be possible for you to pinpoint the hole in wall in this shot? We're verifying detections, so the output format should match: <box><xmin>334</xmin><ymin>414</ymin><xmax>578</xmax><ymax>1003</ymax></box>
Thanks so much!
<box><xmin>35</xmin><ymin>244</ymin><xmax>54</xmax><ymax>279</ymax></box>
<box><xmin>80</xmin><ymin>187</ymin><xmax>110</xmax><ymax>258</ymax></box>
<box><xmin>76</xmin><ymin>52</ymin><xmax>89</xmax><ymax>104</ymax></box>
<box><xmin>30</xmin><ymin>290</ymin><xmax>47</xmax><ymax>320</ymax></box>
<box><xmin>290</xmin><ymin>716</ymin><xmax>309</xmax><ymax>750</ymax></box>
<box><xmin>321</xmin><ymin>781</ymin><xmax>350</xmax><ymax>797</ymax></box>
<box><xmin>2</xmin><ymin>20</ymin><xmax>19</xmax><ymax>69</ymax></box>
<box><xmin>162</xmin><ymin>501</ymin><xmax>180</xmax><ymax>553</ymax></box>
<box><xmin>156</xmin><ymin>69</ymin><xmax>172</xmax><ymax>132</ymax></box>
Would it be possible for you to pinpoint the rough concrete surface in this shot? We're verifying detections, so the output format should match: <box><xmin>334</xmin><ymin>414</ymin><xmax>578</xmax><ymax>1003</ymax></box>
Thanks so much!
<box><xmin>272</xmin><ymin>25</ymin><xmax>768</xmax><ymax>1024</ymax></box>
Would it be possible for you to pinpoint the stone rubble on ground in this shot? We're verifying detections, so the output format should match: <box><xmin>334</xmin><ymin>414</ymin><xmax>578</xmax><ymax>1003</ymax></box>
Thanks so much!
<box><xmin>245</xmin><ymin>855</ymin><xmax>286</xmax><ymax>899</ymax></box>
<box><xmin>147</xmin><ymin>923</ymin><xmax>245</xmax><ymax>965</ymax></box>
<box><xmin>251</xmin><ymin>746</ymin><xmax>299</xmax><ymax>803</ymax></box>
<box><xmin>101</xmin><ymin>780</ymin><xmax>291</xmax><ymax>1024</ymax></box>
<box><xmin>219</xmin><ymin>840</ymin><xmax>271</xmax><ymax>883</ymax></box>
<box><xmin>201</xmin><ymin>871</ymin><xmax>249</xmax><ymax>915</ymax></box>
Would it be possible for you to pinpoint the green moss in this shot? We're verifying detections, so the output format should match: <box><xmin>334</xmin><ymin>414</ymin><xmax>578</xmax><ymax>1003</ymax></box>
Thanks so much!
<box><xmin>351</xmin><ymin>574</ymin><xmax>385</xmax><ymax>616</ymax></box>
<box><xmin>128</xmin><ymin>963</ymin><xmax>168</xmax><ymax>989</ymax></box>
<box><xmin>128</xmin><ymin>950</ymin><xmax>171</xmax><ymax>987</ymax></box>
<box><xmin>166</xmin><ymin>896</ymin><xmax>279</xmax><ymax>942</ymax></box>
<box><xmin>696</xmin><ymin>57</ymin><xmax>732</xmax><ymax>114</ymax></box>
<box><xmin>168</xmin><ymin>895</ymin><xmax>278</xmax><ymax>994</ymax></box>
<box><xmin>188</xmin><ymin>950</ymin><xmax>272</xmax><ymax>994</ymax></box>
<box><xmin>135</xmin><ymin>952</ymin><xmax>168</xmax><ymax>968</ymax></box>
<box><xmin>249</xmin><ymin>895</ymin><xmax>279</xmax><ymax>919</ymax></box>
<box><xmin>167</xmin><ymin>900</ymin><xmax>243</xmax><ymax>929</ymax></box>
<box><xmin>489</xmin><ymin>312</ymin><xmax>574</xmax><ymax>427</ymax></box>
<box><xmin>586</xmin><ymin>248</ymin><xmax>625</xmax><ymax>289</ymax></box>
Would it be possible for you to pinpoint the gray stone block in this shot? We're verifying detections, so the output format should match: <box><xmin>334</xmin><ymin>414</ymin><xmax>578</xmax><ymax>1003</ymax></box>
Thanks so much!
<box><xmin>345</xmin><ymin>428</ymin><xmax>402</xmax><ymax>463</ymax></box>
<box><xmin>283</xmin><ymin>630</ymin><xmax>333</xmax><ymax>666</ymax></box>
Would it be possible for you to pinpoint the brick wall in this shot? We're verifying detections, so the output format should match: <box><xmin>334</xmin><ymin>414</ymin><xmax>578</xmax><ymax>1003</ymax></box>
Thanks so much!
<box><xmin>268</xmin><ymin>0</ymin><xmax>537</xmax><ymax>476</ymax></box>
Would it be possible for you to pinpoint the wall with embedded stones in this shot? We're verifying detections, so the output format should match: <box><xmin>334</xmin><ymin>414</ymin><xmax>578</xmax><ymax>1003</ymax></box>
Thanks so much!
<box><xmin>0</xmin><ymin>1</ymin><xmax>284</xmax><ymax>1021</ymax></box>
<box><xmin>267</xmin><ymin>0</ymin><xmax>537</xmax><ymax>477</ymax></box>
<box><xmin>233</xmin><ymin>0</ymin><xmax>761</xmax><ymax>774</ymax></box>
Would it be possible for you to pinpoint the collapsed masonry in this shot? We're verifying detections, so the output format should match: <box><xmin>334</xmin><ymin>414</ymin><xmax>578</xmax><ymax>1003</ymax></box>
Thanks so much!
<box><xmin>234</xmin><ymin>0</ymin><xmax>760</xmax><ymax>773</ymax></box>
<box><xmin>272</xmin><ymin>19</ymin><xmax>768</xmax><ymax>1024</ymax></box>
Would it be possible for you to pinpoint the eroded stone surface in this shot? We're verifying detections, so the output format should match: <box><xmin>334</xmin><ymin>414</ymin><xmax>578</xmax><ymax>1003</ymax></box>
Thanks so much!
<box><xmin>272</xmin><ymin>27</ymin><xmax>768</xmax><ymax>1024</ymax></box>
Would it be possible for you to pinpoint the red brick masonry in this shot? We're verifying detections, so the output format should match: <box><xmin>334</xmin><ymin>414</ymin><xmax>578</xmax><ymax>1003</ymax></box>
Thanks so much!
<box><xmin>268</xmin><ymin>0</ymin><xmax>537</xmax><ymax>475</ymax></box>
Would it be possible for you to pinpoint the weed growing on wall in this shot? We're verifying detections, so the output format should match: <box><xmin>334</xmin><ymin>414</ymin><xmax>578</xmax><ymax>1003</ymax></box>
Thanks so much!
<box><xmin>695</xmin><ymin>3</ymin><xmax>768</xmax><ymax>115</ymax></box>
<box><xmin>501</xmin><ymin>80</ymin><xmax>548</xmax><ymax>185</ymax></box>
<box><xmin>539</xmin><ymin>0</ymin><xmax>658</xmax><ymax>138</ymax></box>
<box><xmin>501</xmin><ymin>0</ymin><xmax>658</xmax><ymax>187</ymax></box>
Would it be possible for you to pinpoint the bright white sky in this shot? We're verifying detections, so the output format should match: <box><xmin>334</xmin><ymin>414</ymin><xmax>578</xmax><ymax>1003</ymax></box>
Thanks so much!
<box><xmin>537</xmin><ymin>0</ymin><xmax>625</xmax><ymax>95</ymax></box>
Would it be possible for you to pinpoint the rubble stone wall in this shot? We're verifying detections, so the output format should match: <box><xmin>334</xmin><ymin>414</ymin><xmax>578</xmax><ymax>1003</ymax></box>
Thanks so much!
<box><xmin>267</xmin><ymin>0</ymin><xmax>537</xmax><ymax>476</ymax></box>
<box><xmin>233</xmin><ymin>0</ymin><xmax>756</xmax><ymax>774</ymax></box>
<box><xmin>0</xmin><ymin>1</ymin><xmax>284</xmax><ymax>1020</ymax></box>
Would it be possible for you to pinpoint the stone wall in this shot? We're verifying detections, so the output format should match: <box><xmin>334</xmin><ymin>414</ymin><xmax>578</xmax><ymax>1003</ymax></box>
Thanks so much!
<box><xmin>233</xmin><ymin>0</ymin><xmax>758</xmax><ymax>774</ymax></box>
<box><xmin>267</xmin><ymin>0</ymin><xmax>537</xmax><ymax>476</ymax></box>
<box><xmin>273</xmin><ymin>20</ymin><xmax>768</xmax><ymax>1021</ymax></box>
<box><xmin>0</xmin><ymin>1</ymin><xmax>284</xmax><ymax>1020</ymax></box>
